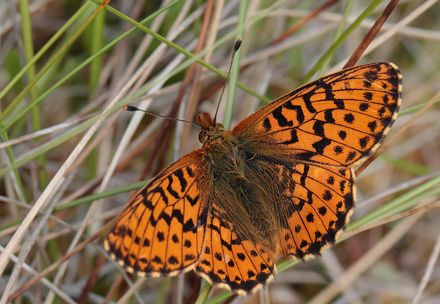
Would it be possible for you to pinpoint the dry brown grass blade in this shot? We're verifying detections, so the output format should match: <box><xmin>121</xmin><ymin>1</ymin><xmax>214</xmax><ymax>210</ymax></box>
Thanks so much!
<box><xmin>103</xmin><ymin>273</ymin><xmax>124</xmax><ymax>304</ymax></box>
<box><xmin>0</xmin><ymin>113</ymin><xmax>97</xmax><ymax>150</ymax></box>
<box><xmin>272</xmin><ymin>0</ymin><xmax>340</xmax><ymax>44</ymax></box>
<box><xmin>77</xmin><ymin>253</ymin><xmax>108</xmax><ymax>304</ymax></box>
<box><xmin>412</xmin><ymin>226</ymin><xmax>440</xmax><ymax>304</ymax></box>
<box><xmin>309</xmin><ymin>212</ymin><xmax>424</xmax><ymax>304</ymax></box>
<box><xmin>140</xmin><ymin>121</ymin><xmax>174</xmax><ymax>179</ymax></box>
<box><xmin>340</xmin><ymin>201</ymin><xmax>440</xmax><ymax>240</ymax></box>
<box><xmin>358</xmin><ymin>169</ymin><xmax>440</xmax><ymax>210</ymax></box>
<box><xmin>115</xmin><ymin>277</ymin><xmax>147</xmax><ymax>303</ymax></box>
<box><xmin>343</xmin><ymin>0</ymin><xmax>400</xmax><ymax>69</ymax></box>
<box><xmin>7</xmin><ymin>220</ymin><xmax>114</xmax><ymax>302</ymax></box>
<box><xmin>140</xmin><ymin>0</ymin><xmax>214</xmax><ymax>180</ymax></box>
<box><xmin>179</xmin><ymin>0</ymin><xmax>216</xmax><ymax>146</ymax></box>
<box><xmin>170</xmin><ymin>4</ymin><xmax>214</xmax><ymax>303</ymax></box>
<box><xmin>0</xmin><ymin>0</ymin><xmax>113</xmax><ymax>279</ymax></box>
<box><xmin>182</xmin><ymin>275</ymin><xmax>202</xmax><ymax>304</ymax></box>
<box><xmin>198</xmin><ymin>0</ymin><xmax>340</xmax><ymax>104</ymax></box>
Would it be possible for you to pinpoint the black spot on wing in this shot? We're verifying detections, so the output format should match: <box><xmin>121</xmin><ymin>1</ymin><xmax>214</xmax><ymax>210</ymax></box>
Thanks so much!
<box><xmin>368</xmin><ymin>121</ymin><xmax>377</xmax><ymax>132</ymax></box>
<box><xmin>338</xmin><ymin>130</ymin><xmax>347</xmax><ymax>140</ymax></box>
<box><xmin>334</xmin><ymin>146</ymin><xmax>343</xmax><ymax>155</ymax></box>
<box><xmin>344</xmin><ymin>113</ymin><xmax>355</xmax><ymax>124</ymax></box>
<box><xmin>359</xmin><ymin>136</ymin><xmax>370</xmax><ymax>149</ymax></box>
<box><xmin>346</xmin><ymin>151</ymin><xmax>357</xmax><ymax>163</ymax></box>
<box><xmin>363</xmin><ymin>92</ymin><xmax>373</xmax><ymax>100</ymax></box>
<box><xmin>359</xmin><ymin>103</ymin><xmax>369</xmax><ymax>111</ymax></box>
<box><xmin>327</xmin><ymin>176</ymin><xmax>335</xmax><ymax>185</ymax></box>
<box><xmin>157</xmin><ymin>231</ymin><xmax>165</xmax><ymax>242</ymax></box>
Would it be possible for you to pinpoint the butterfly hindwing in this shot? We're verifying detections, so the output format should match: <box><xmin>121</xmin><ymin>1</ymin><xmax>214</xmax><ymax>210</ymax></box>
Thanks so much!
<box><xmin>233</xmin><ymin>62</ymin><xmax>402</xmax><ymax>166</ymax></box>
<box><xmin>195</xmin><ymin>206</ymin><xmax>275</xmax><ymax>295</ymax></box>
<box><xmin>224</xmin><ymin>157</ymin><xmax>354</xmax><ymax>260</ymax></box>
<box><xmin>105</xmin><ymin>150</ymin><xmax>208</xmax><ymax>276</ymax></box>
<box><xmin>272</xmin><ymin>163</ymin><xmax>355</xmax><ymax>259</ymax></box>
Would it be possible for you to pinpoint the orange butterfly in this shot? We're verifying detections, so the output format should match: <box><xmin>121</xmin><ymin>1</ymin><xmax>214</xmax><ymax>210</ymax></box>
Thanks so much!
<box><xmin>105</xmin><ymin>62</ymin><xmax>401</xmax><ymax>295</ymax></box>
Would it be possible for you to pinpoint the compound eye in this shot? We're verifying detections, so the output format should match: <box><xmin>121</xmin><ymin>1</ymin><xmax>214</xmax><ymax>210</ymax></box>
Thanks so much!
<box><xmin>198</xmin><ymin>131</ymin><xmax>206</xmax><ymax>143</ymax></box>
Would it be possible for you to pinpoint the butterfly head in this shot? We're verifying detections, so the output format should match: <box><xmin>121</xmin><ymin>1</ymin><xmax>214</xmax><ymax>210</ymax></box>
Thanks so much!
<box><xmin>197</xmin><ymin>112</ymin><xmax>225</xmax><ymax>144</ymax></box>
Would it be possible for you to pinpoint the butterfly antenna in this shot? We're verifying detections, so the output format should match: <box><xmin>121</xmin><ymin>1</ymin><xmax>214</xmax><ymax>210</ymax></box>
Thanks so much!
<box><xmin>124</xmin><ymin>106</ymin><xmax>200</xmax><ymax>128</ymax></box>
<box><xmin>213</xmin><ymin>39</ymin><xmax>242</xmax><ymax>123</ymax></box>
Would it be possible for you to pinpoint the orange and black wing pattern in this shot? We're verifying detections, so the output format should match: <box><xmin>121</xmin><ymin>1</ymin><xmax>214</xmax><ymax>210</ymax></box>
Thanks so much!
<box><xmin>105</xmin><ymin>62</ymin><xmax>402</xmax><ymax>295</ymax></box>
<box><xmin>228</xmin><ymin>157</ymin><xmax>355</xmax><ymax>261</ymax></box>
<box><xmin>230</xmin><ymin>62</ymin><xmax>401</xmax><ymax>259</ymax></box>
<box><xmin>105</xmin><ymin>150</ymin><xmax>208</xmax><ymax>277</ymax></box>
<box><xmin>195</xmin><ymin>203</ymin><xmax>275</xmax><ymax>295</ymax></box>
<box><xmin>269</xmin><ymin>162</ymin><xmax>354</xmax><ymax>259</ymax></box>
<box><xmin>233</xmin><ymin>62</ymin><xmax>402</xmax><ymax>167</ymax></box>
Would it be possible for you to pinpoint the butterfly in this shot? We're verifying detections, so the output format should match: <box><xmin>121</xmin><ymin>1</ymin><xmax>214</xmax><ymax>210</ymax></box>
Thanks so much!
<box><xmin>105</xmin><ymin>62</ymin><xmax>401</xmax><ymax>295</ymax></box>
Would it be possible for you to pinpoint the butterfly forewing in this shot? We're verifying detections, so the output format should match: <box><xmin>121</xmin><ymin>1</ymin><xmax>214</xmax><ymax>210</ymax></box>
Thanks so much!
<box><xmin>105</xmin><ymin>150</ymin><xmax>209</xmax><ymax>276</ymax></box>
<box><xmin>233</xmin><ymin>62</ymin><xmax>402</xmax><ymax>166</ymax></box>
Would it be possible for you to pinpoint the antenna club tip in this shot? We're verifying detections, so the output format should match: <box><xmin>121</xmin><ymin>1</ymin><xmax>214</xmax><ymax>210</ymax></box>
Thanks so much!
<box><xmin>234</xmin><ymin>39</ymin><xmax>242</xmax><ymax>51</ymax></box>
<box><xmin>124</xmin><ymin>106</ymin><xmax>137</xmax><ymax>111</ymax></box>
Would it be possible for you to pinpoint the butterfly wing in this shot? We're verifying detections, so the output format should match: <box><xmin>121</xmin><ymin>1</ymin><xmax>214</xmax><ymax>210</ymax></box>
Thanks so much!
<box><xmin>230</xmin><ymin>62</ymin><xmax>401</xmax><ymax>259</ymax></box>
<box><xmin>233</xmin><ymin>62</ymin><xmax>402</xmax><ymax>166</ymax></box>
<box><xmin>105</xmin><ymin>148</ymin><xmax>276</xmax><ymax>293</ymax></box>
<box><xmin>195</xmin><ymin>203</ymin><xmax>275</xmax><ymax>295</ymax></box>
<box><xmin>105</xmin><ymin>150</ymin><xmax>209</xmax><ymax>277</ymax></box>
<box><xmin>270</xmin><ymin>162</ymin><xmax>355</xmax><ymax>259</ymax></box>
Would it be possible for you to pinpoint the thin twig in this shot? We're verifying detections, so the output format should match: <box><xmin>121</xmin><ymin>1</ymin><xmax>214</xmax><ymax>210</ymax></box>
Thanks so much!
<box><xmin>343</xmin><ymin>0</ymin><xmax>400</xmax><ymax>68</ymax></box>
